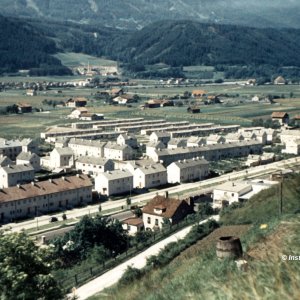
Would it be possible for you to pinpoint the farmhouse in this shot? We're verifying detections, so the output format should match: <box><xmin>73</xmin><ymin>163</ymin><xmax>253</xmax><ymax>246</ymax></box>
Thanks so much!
<box><xmin>66</xmin><ymin>97</ymin><xmax>87</xmax><ymax>108</ymax></box>
<box><xmin>192</xmin><ymin>90</ymin><xmax>207</xmax><ymax>98</ymax></box>
<box><xmin>142</xmin><ymin>194</ymin><xmax>193</xmax><ymax>230</ymax></box>
<box><xmin>17</xmin><ymin>103</ymin><xmax>32</xmax><ymax>113</ymax></box>
<box><xmin>0</xmin><ymin>175</ymin><xmax>92</xmax><ymax>222</ymax></box>
<box><xmin>271</xmin><ymin>112</ymin><xmax>289</xmax><ymax>125</ymax></box>
<box><xmin>68</xmin><ymin>108</ymin><xmax>88</xmax><ymax>119</ymax></box>
<box><xmin>167</xmin><ymin>158</ymin><xmax>209</xmax><ymax>184</ymax></box>
<box><xmin>274</xmin><ymin>76</ymin><xmax>286</xmax><ymax>85</ymax></box>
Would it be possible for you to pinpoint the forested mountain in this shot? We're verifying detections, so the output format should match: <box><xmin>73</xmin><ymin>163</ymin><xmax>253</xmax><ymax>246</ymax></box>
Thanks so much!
<box><xmin>106</xmin><ymin>21</ymin><xmax>300</xmax><ymax>68</ymax></box>
<box><xmin>0</xmin><ymin>0</ymin><xmax>299</xmax><ymax>29</ymax></box>
<box><xmin>0</xmin><ymin>15</ymin><xmax>71</xmax><ymax>75</ymax></box>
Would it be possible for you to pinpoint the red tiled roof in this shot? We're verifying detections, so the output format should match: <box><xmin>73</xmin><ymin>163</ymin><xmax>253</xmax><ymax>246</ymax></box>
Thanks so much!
<box><xmin>142</xmin><ymin>195</ymin><xmax>191</xmax><ymax>218</ymax></box>
<box><xmin>122</xmin><ymin>217</ymin><xmax>144</xmax><ymax>226</ymax></box>
<box><xmin>271</xmin><ymin>112</ymin><xmax>288</xmax><ymax>118</ymax></box>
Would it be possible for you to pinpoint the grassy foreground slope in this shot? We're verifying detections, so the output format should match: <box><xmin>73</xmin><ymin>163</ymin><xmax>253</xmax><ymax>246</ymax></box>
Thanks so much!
<box><xmin>90</xmin><ymin>174</ymin><xmax>300</xmax><ymax>300</ymax></box>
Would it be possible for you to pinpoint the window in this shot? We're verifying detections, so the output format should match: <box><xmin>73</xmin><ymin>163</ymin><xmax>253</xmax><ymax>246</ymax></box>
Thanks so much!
<box><xmin>155</xmin><ymin>219</ymin><xmax>159</xmax><ymax>226</ymax></box>
<box><xmin>147</xmin><ymin>217</ymin><xmax>151</xmax><ymax>224</ymax></box>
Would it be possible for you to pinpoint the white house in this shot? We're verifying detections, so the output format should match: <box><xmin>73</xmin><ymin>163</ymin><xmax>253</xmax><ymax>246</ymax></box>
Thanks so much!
<box><xmin>146</xmin><ymin>141</ymin><xmax>166</xmax><ymax>158</ymax></box>
<box><xmin>50</xmin><ymin>147</ymin><xmax>74</xmax><ymax>169</ymax></box>
<box><xmin>206</xmin><ymin>135</ymin><xmax>225</xmax><ymax>145</ymax></box>
<box><xmin>133</xmin><ymin>163</ymin><xmax>167</xmax><ymax>189</ymax></box>
<box><xmin>95</xmin><ymin>170</ymin><xmax>133</xmax><ymax>196</ymax></box>
<box><xmin>67</xmin><ymin>108</ymin><xmax>88</xmax><ymax>119</ymax></box>
<box><xmin>282</xmin><ymin>139</ymin><xmax>300</xmax><ymax>155</ymax></box>
<box><xmin>167</xmin><ymin>138</ymin><xmax>187</xmax><ymax>149</ymax></box>
<box><xmin>167</xmin><ymin>158</ymin><xmax>209</xmax><ymax>184</ymax></box>
<box><xmin>117</xmin><ymin>134</ymin><xmax>138</xmax><ymax>148</ymax></box>
<box><xmin>16</xmin><ymin>152</ymin><xmax>41</xmax><ymax>171</ymax></box>
<box><xmin>149</xmin><ymin>132</ymin><xmax>171</xmax><ymax>145</ymax></box>
<box><xmin>0</xmin><ymin>164</ymin><xmax>35</xmax><ymax>188</ymax></box>
<box><xmin>187</xmin><ymin>136</ymin><xmax>206</xmax><ymax>147</ymax></box>
<box><xmin>75</xmin><ymin>156</ymin><xmax>114</xmax><ymax>176</ymax></box>
<box><xmin>104</xmin><ymin>143</ymin><xmax>133</xmax><ymax>161</ymax></box>
<box><xmin>142</xmin><ymin>194</ymin><xmax>193</xmax><ymax>230</ymax></box>
<box><xmin>213</xmin><ymin>182</ymin><xmax>252</xmax><ymax>208</ymax></box>
<box><xmin>122</xmin><ymin>218</ymin><xmax>144</xmax><ymax>235</ymax></box>
<box><xmin>68</xmin><ymin>138</ymin><xmax>107</xmax><ymax>158</ymax></box>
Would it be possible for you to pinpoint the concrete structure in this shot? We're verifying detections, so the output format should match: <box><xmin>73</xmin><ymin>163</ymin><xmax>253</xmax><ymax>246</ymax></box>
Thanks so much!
<box><xmin>142</xmin><ymin>194</ymin><xmax>193</xmax><ymax>230</ymax></box>
<box><xmin>167</xmin><ymin>158</ymin><xmax>209</xmax><ymax>184</ymax></box>
<box><xmin>0</xmin><ymin>164</ymin><xmax>35</xmax><ymax>188</ymax></box>
<box><xmin>16</xmin><ymin>152</ymin><xmax>41</xmax><ymax>171</ymax></box>
<box><xmin>95</xmin><ymin>170</ymin><xmax>133</xmax><ymax>196</ymax></box>
<box><xmin>213</xmin><ymin>182</ymin><xmax>252</xmax><ymax>207</ymax></box>
<box><xmin>0</xmin><ymin>175</ymin><xmax>92</xmax><ymax>222</ymax></box>
<box><xmin>133</xmin><ymin>163</ymin><xmax>167</xmax><ymax>189</ymax></box>
<box><xmin>75</xmin><ymin>156</ymin><xmax>114</xmax><ymax>176</ymax></box>
<box><xmin>104</xmin><ymin>143</ymin><xmax>133</xmax><ymax>161</ymax></box>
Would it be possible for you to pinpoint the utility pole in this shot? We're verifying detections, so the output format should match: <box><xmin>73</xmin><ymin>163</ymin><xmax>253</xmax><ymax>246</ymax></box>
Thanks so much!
<box><xmin>279</xmin><ymin>171</ymin><xmax>283</xmax><ymax>217</ymax></box>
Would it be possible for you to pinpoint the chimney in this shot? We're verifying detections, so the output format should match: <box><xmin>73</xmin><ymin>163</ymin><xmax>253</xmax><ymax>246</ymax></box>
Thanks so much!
<box><xmin>62</xmin><ymin>176</ymin><xmax>65</xmax><ymax>181</ymax></box>
<box><xmin>17</xmin><ymin>184</ymin><xmax>21</xmax><ymax>189</ymax></box>
<box><xmin>31</xmin><ymin>181</ymin><xmax>35</xmax><ymax>186</ymax></box>
<box><xmin>49</xmin><ymin>179</ymin><xmax>53</xmax><ymax>183</ymax></box>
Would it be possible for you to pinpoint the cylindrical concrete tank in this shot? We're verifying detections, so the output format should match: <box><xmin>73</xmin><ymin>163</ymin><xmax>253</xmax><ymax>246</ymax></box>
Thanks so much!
<box><xmin>216</xmin><ymin>236</ymin><xmax>243</xmax><ymax>260</ymax></box>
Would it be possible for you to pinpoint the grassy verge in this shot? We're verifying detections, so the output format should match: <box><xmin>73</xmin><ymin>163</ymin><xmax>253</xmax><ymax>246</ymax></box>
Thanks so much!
<box><xmin>89</xmin><ymin>174</ymin><xmax>300</xmax><ymax>300</ymax></box>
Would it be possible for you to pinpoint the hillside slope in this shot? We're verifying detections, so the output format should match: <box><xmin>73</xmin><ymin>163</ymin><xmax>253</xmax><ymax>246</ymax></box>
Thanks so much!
<box><xmin>0</xmin><ymin>15</ymin><xmax>70</xmax><ymax>74</ymax></box>
<box><xmin>109</xmin><ymin>21</ymin><xmax>300</xmax><ymax>67</ymax></box>
<box><xmin>0</xmin><ymin>0</ymin><xmax>299</xmax><ymax>29</ymax></box>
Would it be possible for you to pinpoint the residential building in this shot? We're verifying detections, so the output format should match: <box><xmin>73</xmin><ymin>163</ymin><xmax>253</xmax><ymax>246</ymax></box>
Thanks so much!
<box><xmin>245</xmin><ymin>153</ymin><xmax>276</xmax><ymax>167</ymax></box>
<box><xmin>133</xmin><ymin>163</ymin><xmax>167</xmax><ymax>189</ymax></box>
<box><xmin>149</xmin><ymin>132</ymin><xmax>171</xmax><ymax>145</ymax></box>
<box><xmin>142</xmin><ymin>194</ymin><xmax>194</xmax><ymax>230</ymax></box>
<box><xmin>67</xmin><ymin>108</ymin><xmax>88</xmax><ymax>119</ymax></box>
<box><xmin>167</xmin><ymin>158</ymin><xmax>209</xmax><ymax>183</ymax></box>
<box><xmin>68</xmin><ymin>138</ymin><xmax>106</xmax><ymax>158</ymax></box>
<box><xmin>167</xmin><ymin>138</ymin><xmax>187</xmax><ymax>149</ymax></box>
<box><xmin>117</xmin><ymin>134</ymin><xmax>138</xmax><ymax>148</ymax></box>
<box><xmin>75</xmin><ymin>156</ymin><xmax>114</xmax><ymax>176</ymax></box>
<box><xmin>0</xmin><ymin>139</ymin><xmax>22</xmax><ymax>160</ymax></box>
<box><xmin>271</xmin><ymin>112</ymin><xmax>289</xmax><ymax>125</ymax></box>
<box><xmin>26</xmin><ymin>89</ymin><xmax>37</xmax><ymax>96</ymax></box>
<box><xmin>21</xmin><ymin>138</ymin><xmax>38</xmax><ymax>154</ymax></box>
<box><xmin>0</xmin><ymin>156</ymin><xmax>13</xmax><ymax>167</ymax></box>
<box><xmin>187</xmin><ymin>136</ymin><xmax>206</xmax><ymax>147</ymax></box>
<box><xmin>0</xmin><ymin>175</ymin><xmax>92</xmax><ymax>222</ymax></box>
<box><xmin>17</xmin><ymin>103</ymin><xmax>32</xmax><ymax>113</ymax></box>
<box><xmin>104</xmin><ymin>143</ymin><xmax>133</xmax><ymax>161</ymax></box>
<box><xmin>122</xmin><ymin>218</ymin><xmax>144</xmax><ymax>235</ymax></box>
<box><xmin>95</xmin><ymin>170</ymin><xmax>133</xmax><ymax>196</ymax></box>
<box><xmin>282</xmin><ymin>139</ymin><xmax>300</xmax><ymax>155</ymax></box>
<box><xmin>146</xmin><ymin>141</ymin><xmax>166</xmax><ymax>158</ymax></box>
<box><xmin>16</xmin><ymin>152</ymin><xmax>41</xmax><ymax>171</ymax></box>
<box><xmin>225</xmin><ymin>133</ymin><xmax>244</xmax><ymax>143</ymax></box>
<box><xmin>274</xmin><ymin>76</ymin><xmax>286</xmax><ymax>85</ymax></box>
<box><xmin>206</xmin><ymin>134</ymin><xmax>225</xmax><ymax>145</ymax></box>
<box><xmin>0</xmin><ymin>164</ymin><xmax>35</xmax><ymax>188</ymax></box>
<box><xmin>66</xmin><ymin>97</ymin><xmax>87</xmax><ymax>108</ymax></box>
<box><xmin>213</xmin><ymin>182</ymin><xmax>252</xmax><ymax>207</ymax></box>
<box><xmin>41</xmin><ymin>148</ymin><xmax>74</xmax><ymax>170</ymax></box>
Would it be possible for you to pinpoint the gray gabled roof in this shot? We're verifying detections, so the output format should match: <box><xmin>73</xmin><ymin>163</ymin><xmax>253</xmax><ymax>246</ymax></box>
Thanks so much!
<box><xmin>16</xmin><ymin>152</ymin><xmax>39</xmax><ymax>161</ymax></box>
<box><xmin>170</xmin><ymin>158</ymin><xmax>209</xmax><ymax>169</ymax></box>
<box><xmin>1</xmin><ymin>164</ymin><xmax>34</xmax><ymax>174</ymax></box>
<box><xmin>76</xmin><ymin>156</ymin><xmax>112</xmax><ymax>165</ymax></box>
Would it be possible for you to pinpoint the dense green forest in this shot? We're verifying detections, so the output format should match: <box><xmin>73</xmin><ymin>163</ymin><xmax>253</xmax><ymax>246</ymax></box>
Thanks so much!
<box><xmin>2</xmin><ymin>16</ymin><xmax>300</xmax><ymax>78</ymax></box>
<box><xmin>0</xmin><ymin>15</ymin><xmax>71</xmax><ymax>75</ymax></box>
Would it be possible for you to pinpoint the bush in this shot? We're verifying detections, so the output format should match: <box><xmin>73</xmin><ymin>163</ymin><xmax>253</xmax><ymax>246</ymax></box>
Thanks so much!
<box><xmin>119</xmin><ymin>266</ymin><xmax>145</xmax><ymax>286</ymax></box>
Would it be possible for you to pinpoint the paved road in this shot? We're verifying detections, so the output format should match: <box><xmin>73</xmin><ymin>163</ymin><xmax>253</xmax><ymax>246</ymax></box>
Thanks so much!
<box><xmin>70</xmin><ymin>215</ymin><xmax>220</xmax><ymax>300</ymax></box>
<box><xmin>3</xmin><ymin>156</ymin><xmax>299</xmax><ymax>233</ymax></box>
